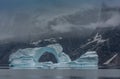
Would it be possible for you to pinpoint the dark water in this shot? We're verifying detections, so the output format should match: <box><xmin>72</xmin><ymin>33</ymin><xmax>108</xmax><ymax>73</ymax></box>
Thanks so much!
<box><xmin>0</xmin><ymin>76</ymin><xmax>120</xmax><ymax>79</ymax></box>
<box><xmin>0</xmin><ymin>69</ymin><xmax>120</xmax><ymax>79</ymax></box>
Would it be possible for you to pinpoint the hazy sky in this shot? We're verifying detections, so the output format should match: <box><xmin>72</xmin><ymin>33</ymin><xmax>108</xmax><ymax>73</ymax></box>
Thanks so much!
<box><xmin>0</xmin><ymin>0</ymin><xmax>120</xmax><ymax>41</ymax></box>
<box><xmin>0</xmin><ymin>0</ymin><xmax>120</xmax><ymax>10</ymax></box>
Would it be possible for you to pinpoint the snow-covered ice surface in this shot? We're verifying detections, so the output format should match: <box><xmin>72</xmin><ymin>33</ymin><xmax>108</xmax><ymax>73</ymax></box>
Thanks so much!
<box><xmin>9</xmin><ymin>44</ymin><xmax>98</xmax><ymax>69</ymax></box>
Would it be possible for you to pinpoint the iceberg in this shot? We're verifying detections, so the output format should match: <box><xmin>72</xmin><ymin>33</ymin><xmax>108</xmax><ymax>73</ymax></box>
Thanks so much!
<box><xmin>9</xmin><ymin>44</ymin><xmax>98</xmax><ymax>69</ymax></box>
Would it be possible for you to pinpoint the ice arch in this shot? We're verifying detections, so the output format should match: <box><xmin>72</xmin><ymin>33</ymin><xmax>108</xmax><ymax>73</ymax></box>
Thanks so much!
<box><xmin>9</xmin><ymin>44</ymin><xmax>71</xmax><ymax>68</ymax></box>
<box><xmin>34</xmin><ymin>47</ymin><xmax>60</xmax><ymax>63</ymax></box>
<box><xmin>9</xmin><ymin>44</ymin><xmax>98</xmax><ymax>69</ymax></box>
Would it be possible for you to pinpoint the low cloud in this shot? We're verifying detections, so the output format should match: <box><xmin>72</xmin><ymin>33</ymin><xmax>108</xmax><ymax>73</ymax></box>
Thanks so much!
<box><xmin>106</xmin><ymin>13</ymin><xmax>120</xmax><ymax>27</ymax></box>
<box><xmin>50</xmin><ymin>13</ymin><xmax>120</xmax><ymax>33</ymax></box>
<box><xmin>0</xmin><ymin>3</ymin><xmax>120</xmax><ymax>42</ymax></box>
<box><xmin>87</xmin><ymin>13</ymin><xmax>120</xmax><ymax>28</ymax></box>
<box><xmin>51</xmin><ymin>23</ymin><xmax>74</xmax><ymax>33</ymax></box>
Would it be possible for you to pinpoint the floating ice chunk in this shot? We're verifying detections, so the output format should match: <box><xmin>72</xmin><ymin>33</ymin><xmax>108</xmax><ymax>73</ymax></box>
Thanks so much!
<box><xmin>9</xmin><ymin>44</ymin><xmax>98</xmax><ymax>69</ymax></box>
<box><xmin>9</xmin><ymin>44</ymin><xmax>71</xmax><ymax>69</ymax></box>
<box><xmin>74</xmin><ymin>51</ymin><xmax>98</xmax><ymax>69</ymax></box>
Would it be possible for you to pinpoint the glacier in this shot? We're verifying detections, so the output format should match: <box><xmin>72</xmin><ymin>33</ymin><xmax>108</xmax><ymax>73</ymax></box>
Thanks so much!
<box><xmin>9</xmin><ymin>44</ymin><xmax>98</xmax><ymax>69</ymax></box>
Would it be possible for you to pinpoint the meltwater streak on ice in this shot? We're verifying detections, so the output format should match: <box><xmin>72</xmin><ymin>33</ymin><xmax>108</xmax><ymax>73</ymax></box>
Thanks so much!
<box><xmin>9</xmin><ymin>44</ymin><xmax>98</xmax><ymax>69</ymax></box>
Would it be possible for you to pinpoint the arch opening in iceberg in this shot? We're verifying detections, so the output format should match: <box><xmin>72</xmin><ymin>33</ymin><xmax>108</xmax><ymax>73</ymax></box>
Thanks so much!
<box><xmin>34</xmin><ymin>47</ymin><xmax>60</xmax><ymax>63</ymax></box>
<box><xmin>38</xmin><ymin>52</ymin><xmax>58</xmax><ymax>63</ymax></box>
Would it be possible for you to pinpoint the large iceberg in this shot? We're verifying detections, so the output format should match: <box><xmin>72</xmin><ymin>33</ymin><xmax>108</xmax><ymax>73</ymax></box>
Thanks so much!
<box><xmin>9</xmin><ymin>44</ymin><xmax>98</xmax><ymax>69</ymax></box>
